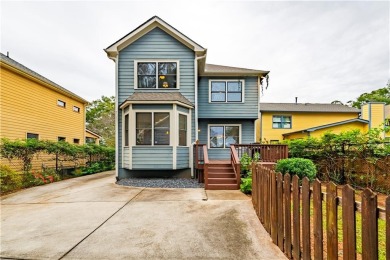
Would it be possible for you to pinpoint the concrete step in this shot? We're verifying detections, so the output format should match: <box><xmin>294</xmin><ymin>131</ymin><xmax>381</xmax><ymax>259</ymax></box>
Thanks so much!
<box><xmin>208</xmin><ymin>178</ymin><xmax>237</xmax><ymax>184</ymax></box>
<box><xmin>206</xmin><ymin>183</ymin><xmax>239</xmax><ymax>190</ymax></box>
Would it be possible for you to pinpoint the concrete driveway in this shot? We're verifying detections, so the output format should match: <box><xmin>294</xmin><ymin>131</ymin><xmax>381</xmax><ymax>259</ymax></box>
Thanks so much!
<box><xmin>1</xmin><ymin>171</ymin><xmax>286</xmax><ymax>260</ymax></box>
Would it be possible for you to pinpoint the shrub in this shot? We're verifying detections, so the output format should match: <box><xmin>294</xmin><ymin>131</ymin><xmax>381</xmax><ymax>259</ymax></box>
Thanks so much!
<box><xmin>240</xmin><ymin>171</ymin><xmax>252</xmax><ymax>194</ymax></box>
<box><xmin>0</xmin><ymin>164</ymin><xmax>23</xmax><ymax>193</ymax></box>
<box><xmin>275</xmin><ymin>158</ymin><xmax>317</xmax><ymax>181</ymax></box>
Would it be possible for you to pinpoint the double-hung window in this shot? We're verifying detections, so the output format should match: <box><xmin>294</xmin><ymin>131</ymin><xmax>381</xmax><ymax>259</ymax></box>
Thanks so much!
<box><xmin>136</xmin><ymin>112</ymin><xmax>170</xmax><ymax>145</ymax></box>
<box><xmin>210</xmin><ymin>80</ymin><xmax>244</xmax><ymax>102</ymax></box>
<box><xmin>209</xmin><ymin>125</ymin><xmax>240</xmax><ymax>148</ymax></box>
<box><xmin>273</xmin><ymin>116</ymin><xmax>292</xmax><ymax>129</ymax></box>
<box><xmin>179</xmin><ymin>114</ymin><xmax>187</xmax><ymax>146</ymax></box>
<box><xmin>137</xmin><ymin>61</ymin><xmax>178</xmax><ymax>89</ymax></box>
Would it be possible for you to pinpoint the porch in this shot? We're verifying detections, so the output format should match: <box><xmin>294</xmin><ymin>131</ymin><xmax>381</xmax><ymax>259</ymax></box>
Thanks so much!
<box><xmin>194</xmin><ymin>143</ymin><xmax>289</xmax><ymax>190</ymax></box>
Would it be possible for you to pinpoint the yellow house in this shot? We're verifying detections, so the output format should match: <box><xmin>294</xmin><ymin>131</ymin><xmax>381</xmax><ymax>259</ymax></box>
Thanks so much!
<box><xmin>0</xmin><ymin>53</ymin><xmax>89</xmax><ymax>144</ymax></box>
<box><xmin>257</xmin><ymin>102</ymin><xmax>387</xmax><ymax>142</ymax></box>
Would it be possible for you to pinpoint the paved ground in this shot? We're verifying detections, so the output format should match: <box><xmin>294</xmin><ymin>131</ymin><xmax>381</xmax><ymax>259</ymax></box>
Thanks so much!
<box><xmin>1</xmin><ymin>171</ymin><xmax>286</xmax><ymax>260</ymax></box>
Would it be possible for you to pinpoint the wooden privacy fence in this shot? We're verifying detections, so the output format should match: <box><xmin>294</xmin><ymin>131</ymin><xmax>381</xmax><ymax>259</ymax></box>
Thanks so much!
<box><xmin>252</xmin><ymin>164</ymin><xmax>389</xmax><ymax>260</ymax></box>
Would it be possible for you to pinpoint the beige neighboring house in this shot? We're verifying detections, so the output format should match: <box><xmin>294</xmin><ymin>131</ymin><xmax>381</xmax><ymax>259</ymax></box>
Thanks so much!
<box><xmin>85</xmin><ymin>129</ymin><xmax>101</xmax><ymax>144</ymax></box>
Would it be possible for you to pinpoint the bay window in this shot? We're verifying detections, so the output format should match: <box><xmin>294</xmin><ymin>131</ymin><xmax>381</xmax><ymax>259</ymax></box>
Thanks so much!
<box><xmin>179</xmin><ymin>114</ymin><xmax>187</xmax><ymax>146</ymax></box>
<box><xmin>136</xmin><ymin>112</ymin><xmax>170</xmax><ymax>145</ymax></box>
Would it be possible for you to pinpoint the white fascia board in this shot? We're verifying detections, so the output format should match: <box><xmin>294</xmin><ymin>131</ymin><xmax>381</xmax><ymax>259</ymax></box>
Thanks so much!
<box><xmin>105</xmin><ymin>17</ymin><xmax>205</xmax><ymax>57</ymax></box>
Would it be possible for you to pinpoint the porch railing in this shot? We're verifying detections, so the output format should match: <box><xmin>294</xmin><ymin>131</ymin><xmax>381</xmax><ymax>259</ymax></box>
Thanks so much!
<box><xmin>193</xmin><ymin>142</ymin><xmax>208</xmax><ymax>183</ymax></box>
<box><xmin>230</xmin><ymin>145</ymin><xmax>241</xmax><ymax>189</ymax></box>
<box><xmin>234</xmin><ymin>144</ymin><xmax>288</xmax><ymax>162</ymax></box>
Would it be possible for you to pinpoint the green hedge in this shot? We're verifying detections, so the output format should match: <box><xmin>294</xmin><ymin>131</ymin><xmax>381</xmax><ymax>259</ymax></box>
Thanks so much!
<box><xmin>275</xmin><ymin>158</ymin><xmax>317</xmax><ymax>181</ymax></box>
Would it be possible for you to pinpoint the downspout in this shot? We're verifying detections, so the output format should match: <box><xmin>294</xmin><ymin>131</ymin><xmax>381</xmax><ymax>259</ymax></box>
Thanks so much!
<box><xmin>194</xmin><ymin>53</ymin><xmax>207</xmax><ymax>141</ymax></box>
<box><xmin>110</xmin><ymin>54</ymin><xmax>119</xmax><ymax>180</ymax></box>
<box><xmin>192</xmin><ymin>53</ymin><xmax>206</xmax><ymax>178</ymax></box>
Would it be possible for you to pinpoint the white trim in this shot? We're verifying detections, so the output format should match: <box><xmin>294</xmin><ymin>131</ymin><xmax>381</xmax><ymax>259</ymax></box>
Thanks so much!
<box><xmin>208</xmin><ymin>79</ymin><xmax>245</xmax><ymax>103</ymax></box>
<box><xmin>172</xmin><ymin>104</ymin><xmax>177</xmax><ymax>169</ymax></box>
<box><xmin>114</xmin><ymin>56</ymin><xmax>119</xmax><ymax>177</ymax></box>
<box><xmin>104</xmin><ymin>17</ymin><xmax>206</xmax><ymax>56</ymax></box>
<box><xmin>128</xmin><ymin>104</ymin><xmax>133</xmax><ymax>169</ymax></box>
<box><xmin>187</xmin><ymin>109</ymin><xmax>193</xmax><ymax>177</ymax></box>
<box><xmin>257</xmin><ymin>76</ymin><xmax>261</xmax><ymax>142</ymax></box>
<box><xmin>120</xmin><ymin>100</ymin><xmax>193</xmax><ymax>109</ymax></box>
<box><xmin>121</xmin><ymin>109</ymin><xmax>125</xmax><ymax>168</ymax></box>
<box><xmin>207</xmin><ymin>124</ymin><xmax>242</xmax><ymax>149</ymax></box>
<box><xmin>134</xmin><ymin>60</ymin><xmax>180</xmax><ymax>89</ymax></box>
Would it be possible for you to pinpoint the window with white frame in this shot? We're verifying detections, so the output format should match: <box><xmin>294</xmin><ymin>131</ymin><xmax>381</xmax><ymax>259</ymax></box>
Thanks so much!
<box><xmin>179</xmin><ymin>114</ymin><xmax>187</xmax><ymax>146</ymax></box>
<box><xmin>136</xmin><ymin>112</ymin><xmax>170</xmax><ymax>145</ymax></box>
<box><xmin>210</xmin><ymin>80</ymin><xmax>243</xmax><ymax>102</ymax></box>
<box><xmin>124</xmin><ymin>114</ymin><xmax>129</xmax><ymax>146</ymax></box>
<box><xmin>209</xmin><ymin>125</ymin><xmax>240</xmax><ymax>148</ymax></box>
<box><xmin>273</xmin><ymin>116</ymin><xmax>291</xmax><ymax>129</ymax></box>
<box><xmin>137</xmin><ymin>62</ymin><xmax>177</xmax><ymax>89</ymax></box>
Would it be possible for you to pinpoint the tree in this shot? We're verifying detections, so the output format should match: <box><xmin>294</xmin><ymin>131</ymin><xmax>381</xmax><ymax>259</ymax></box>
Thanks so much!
<box><xmin>350</xmin><ymin>82</ymin><xmax>390</xmax><ymax>108</ymax></box>
<box><xmin>86</xmin><ymin>96</ymin><xmax>115</xmax><ymax>147</ymax></box>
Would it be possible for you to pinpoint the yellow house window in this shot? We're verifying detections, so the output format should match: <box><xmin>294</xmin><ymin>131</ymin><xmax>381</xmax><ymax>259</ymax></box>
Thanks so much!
<box><xmin>73</xmin><ymin>138</ymin><xmax>80</xmax><ymax>144</ymax></box>
<box><xmin>57</xmin><ymin>100</ymin><xmax>66</xmax><ymax>108</ymax></box>
<box><xmin>273</xmin><ymin>116</ymin><xmax>291</xmax><ymax>129</ymax></box>
<box><xmin>27</xmin><ymin>133</ymin><xmax>39</xmax><ymax>139</ymax></box>
<box><xmin>73</xmin><ymin>106</ymin><xmax>80</xmax><ymax>113</ymax></box>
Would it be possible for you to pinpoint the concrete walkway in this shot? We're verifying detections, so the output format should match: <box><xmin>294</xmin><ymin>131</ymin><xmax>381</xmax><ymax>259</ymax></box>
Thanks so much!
<box><xmin>1</xmin><ymin>171</ymin><xmax>286</xmax><ymax>260</ymax></box>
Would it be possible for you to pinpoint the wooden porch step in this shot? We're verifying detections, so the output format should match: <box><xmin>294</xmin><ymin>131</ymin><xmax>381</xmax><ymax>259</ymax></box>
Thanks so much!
<box><xmin>208</xmin><ymin>178</ymin><xmax>237</xmax><ymax>184</ymax></box>
<box><xmin>209</xmin><ymin>163</ymin><xmax>231</xmax><ymax>168</ymax></box>
<box><xmin>207</xmin><ymin>167</ymin><xmax>235</xmax><ymax>173</ymax></box>
<box><xmin>206</xmin><ymin>183</ymin><xmax>238</xmax><ymax>190</ymax></box>
<box><xmin>208</xmin><ymin>173</ymin><xmax>236</xmax><ymax>178</ymax></box>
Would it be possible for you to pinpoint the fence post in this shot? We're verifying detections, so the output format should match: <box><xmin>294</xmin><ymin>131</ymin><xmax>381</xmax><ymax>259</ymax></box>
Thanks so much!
<box><xmin>302</xmin><ymin>177</ymin><xmax>311</xmax><ymax>260</ymax></box>
<box><xmin>361</xmin><ymin>188</ymin><xmax>378</xmax><ymax>260</ymax></box>
<box><xmin>387</xmin><ymin>196</ymin><xmax>390</xmax><ymax>260</ymax></box>
<box><xmin>270</xmin><ymin>170</ymin><xmax>278</xmax><ymax>243</ymax></box>
<box><xmin>342</xmin><ymin>184</ymin><xmax>356</xmax><ymax>260</ymax></box>
<box><xmin>284</xmin><ymin>173</ymin><xmax>292</xmax><ymax>258</ymax></box>
<box><xmin>327</xmin><ymin>182</ymin><xmax>338</xmax><ymax>260</ymax></box>
<box><xmin>313</xmin><ymin>179</ymin><xmax>323</xmax><ymax>260</ymax></box>
<box><xmin>277</xmin><ymin>172</ymin><xmax>284</xmax><ymax>251</ymax></box>
<box><xmin>292</xmin><ymin>175</ymin><xmax>300</xmax><ymax>259</ymax></box>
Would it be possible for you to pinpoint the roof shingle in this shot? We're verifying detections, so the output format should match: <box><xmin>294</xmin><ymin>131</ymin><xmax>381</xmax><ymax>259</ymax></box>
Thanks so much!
<box><xmin>260</xmin><ymin>103</ymin><xmax>360</xmax><ymax>113</ymax></box>
<box><xmin>122</xmin><ymin>92</ymin><xmax>193</xmax><ymax>107</ymax></box>
<box><xmin>202</xmin><ymin>64</ymin><xmax>269</xmax><ymax>76</ymax></box>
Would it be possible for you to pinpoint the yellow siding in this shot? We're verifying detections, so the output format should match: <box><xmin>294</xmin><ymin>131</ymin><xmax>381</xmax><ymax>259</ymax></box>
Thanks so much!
<box><xmin>258</xmin><ymin>112</ymin><xmax>359</xmax><ymax>142</ymax></box>
<box><xmin>284</xmin><ymin>121</ymin><xmax>367</xmax><ymax>140</ymax></box>
<box><xmin>361</xmin><ymin>104</ymin><xmax>369</xmax><ymax>121</ymax></box>
<box><xmin>369</xmin><ymin>103</ymin><xmax>385</xmax><ymax>129</ymax></box>
<box><xmin>85</xmin><ymin>131</ymin><xmax>100</xmax><ymax>144</ymax></box>
<box><xmin>0</xmin><ymin>66</ymin><xmax>86</xmax><ymax>144</ymax></box>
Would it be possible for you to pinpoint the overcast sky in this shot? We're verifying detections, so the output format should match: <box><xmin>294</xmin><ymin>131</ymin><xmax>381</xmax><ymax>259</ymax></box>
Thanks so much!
<box><xmin>1</xmin><ymin>1</ymin><xmax>389</xmax><ymax>104</ymax></box>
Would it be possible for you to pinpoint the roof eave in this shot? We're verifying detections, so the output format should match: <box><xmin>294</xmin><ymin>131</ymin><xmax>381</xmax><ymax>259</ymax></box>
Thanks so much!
<box><xmin>105</xmin><ymin>16</ymin><xmax>206</xmax><ymax>59</ymax></box>
<box><xmin>199</xmin><ymin>71</ymin><xmax>269</xmax><ymax>77</ymax></box>
<box><xmin>119</xmin><ymin>100</ymin><xmax>194</xmax><ymax>109</ymax></box>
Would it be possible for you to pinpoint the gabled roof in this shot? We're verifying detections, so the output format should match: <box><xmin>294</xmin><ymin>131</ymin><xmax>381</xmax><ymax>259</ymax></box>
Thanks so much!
<box><xmin>105</xmin><ymin>16</ymin><xmax>206</xmax><ymax>59</ymax></box>
<box><xmin>282</xmin><ymin>118</ymin><xmax>369</xmax><ymax>136</ymax></box>
<box><xmin>0</xmin><ymin>53</ymin><xmax>88</xmax><ymax>104</ymax></box>
<box><xmin>86</xmin><ymin>129</ymin><xmax>102</xmax><ymax>138</ymax></box>
<box><xmin>201</xmin><ymin>64</ymin><xmax>269</xmax><ymax>77</ymax></box>
<box><xmin>260</xmin><ymin>103</ymin><xmax>360</xmax><ymax>113</ymax></box>
<box><xmin>120</xmin><ymin>92</ymin><xmax>194</xmax><ymax>108</ymax></box>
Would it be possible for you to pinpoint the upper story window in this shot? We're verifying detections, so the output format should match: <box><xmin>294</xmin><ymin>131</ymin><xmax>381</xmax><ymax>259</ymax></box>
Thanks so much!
<box><xmin>136</xmin><ymin>61</ymin><xmax>178</xmax><ymax>89</ymax></box>
<box><xmin>73</xmin><ymin>106</ymin><xmax>80</xmax><ymax>113</ymax></box>
<box><xmin>385</xmin><ymin>119</ymin><xmax>390</xmax><ymax>127</ymax></box>
<box><xmin>273</xmin><ymin>116</ymin><xmax>292</xmax><ymax>129</ymax></box>
<box><xmin>209</xmin><ymin>80</ymin><xmax>244</xmax><ymax>103</ymax></box>
<box><xmin>57</xmin><ymin>100</ymin><xmax>66</xmax><ymax>108</ymax></box>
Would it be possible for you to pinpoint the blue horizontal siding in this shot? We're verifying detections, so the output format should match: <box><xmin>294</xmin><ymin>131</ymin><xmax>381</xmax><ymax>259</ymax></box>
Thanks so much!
<box><xmin>198</xmin><ymin>119</ymin><xmax>255</xmax><ymax>160</ymax></box>
<box><xmin>198</xmin><ymin>76</ymin><xmax>259</xmax><ymax>119</ymax></box>
<box><xmin>132</xmin><ymin>147</ymin><xmax>173</xmax><ymax>169</ymax></box>
<box><xmin>123</xmin><ymin>147</ymin><xmax>130</xmax><ymax>169</ymax></box>
<box><xmin>177</xmin><ymin>147</ymin><xmax>189</xmax><ymax>169</ymax></box>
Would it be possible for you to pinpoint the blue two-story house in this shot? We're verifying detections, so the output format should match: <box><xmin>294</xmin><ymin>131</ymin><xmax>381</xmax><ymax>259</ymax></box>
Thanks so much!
<box><xmin>105</xmin><ymin>16</ymin><xmax>269</xmax><ymax>189</ymax></box>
